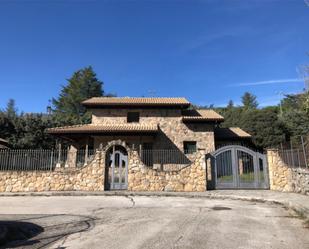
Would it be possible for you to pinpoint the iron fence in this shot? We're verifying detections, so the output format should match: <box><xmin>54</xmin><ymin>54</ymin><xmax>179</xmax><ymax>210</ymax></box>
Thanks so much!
<box><xmin>276</xmin><ymin>136</ymin><xmax>308</xmax><ymax>169</ymax></box>
<box><xmin>0</xmin><ymin>149</ymin><xmax>96</xmax><ymax>171</ymax></box>
<box><xmin>277</xmin><ymin>149</ymin><xmax>308</xmax><ymax>169</ymax></box>
<box><xmin>76</xmin><ymin>149</ymin><xmax>96</xmax><ymax>167</ymax></box>
<box><xmin>140</xmin><ymin>149</ymin><xmax>193</xmax><ymax>171</ymax></box>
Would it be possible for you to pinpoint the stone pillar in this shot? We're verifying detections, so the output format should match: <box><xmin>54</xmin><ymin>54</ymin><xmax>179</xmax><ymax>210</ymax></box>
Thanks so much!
<box><xmin>267</xmin><ymin>149</ymin><xmax>292</xmax><ymax>192</ymax></box>
<box><xmin>66</xmin><ymin>144</ymin><xmax>78</xmax><ymax>168</ymax></box>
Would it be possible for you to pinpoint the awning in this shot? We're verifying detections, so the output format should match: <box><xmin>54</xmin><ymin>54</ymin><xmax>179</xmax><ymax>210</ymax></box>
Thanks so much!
<box><xmin>182</xmin><ymin>109</ymin><xmax>224</xmax><ymax>122</ymax></box>
<box><xmin>215</xmin><ymin>127</ymin><xmax>252</xmax><ymax>140</ymax></box>
<box><xmin>46</xmin><ymin>124</ymin><xmax>159</xmax><ymax>135</ymax></box>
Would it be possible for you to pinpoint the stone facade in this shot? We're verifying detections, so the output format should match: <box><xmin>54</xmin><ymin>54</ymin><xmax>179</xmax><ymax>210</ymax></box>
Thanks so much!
<box><xmin>128</xmin><ymin>149</ymin><xmax>206</xmax><ymax>192</ymax></box>
<box><xmin>91</xmin><ymin>108</ymin><xmax>215</xmax><ymax>153</ymax></box>
<box><xmin>267</xmin><ymin>149</ymin><xmax>309</xmax><ymax>195</ymax></box>
<box><xmin>0</xmin><ymin>151</ymin><xmax>104</xmax><ymax>192</ymax></box>
<box><xmin>0</xmin><ymin>142</ymin><xmax>208</xmax><ymax>192</ymax></box>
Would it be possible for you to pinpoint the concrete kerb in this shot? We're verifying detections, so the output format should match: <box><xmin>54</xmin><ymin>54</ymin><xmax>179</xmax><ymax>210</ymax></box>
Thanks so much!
<box><xmin>0</xmin><ymin>191</ymin><xmax>308</xmax><ymax>225</ymax></box>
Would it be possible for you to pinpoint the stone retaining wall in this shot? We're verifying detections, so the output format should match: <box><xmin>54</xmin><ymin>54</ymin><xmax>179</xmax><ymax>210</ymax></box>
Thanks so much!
<box><xmin>0</xmin><ymin>151</ymin><xmax>104</xmax><ymax>192</ymax></box>
<box><xmin>267</xmin><ymin>149</ymin><xmax>309</xmax><ymax>195</ymax></box>
<box><xmin>128</xmin><ymin>150</ymin><xmax>206</xmax><ymax>192</ymax></box>
<box><xmin>0</xmin><ymin>144</ymin><xmax>207</xmax><ymax>192</ymax></box>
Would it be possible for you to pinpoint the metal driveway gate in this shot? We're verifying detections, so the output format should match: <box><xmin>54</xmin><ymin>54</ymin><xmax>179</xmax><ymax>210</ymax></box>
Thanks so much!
<box><xmin>212</xmin><ymin>145</ymin><xmax>269</xmax><ymax>189</ymax></box>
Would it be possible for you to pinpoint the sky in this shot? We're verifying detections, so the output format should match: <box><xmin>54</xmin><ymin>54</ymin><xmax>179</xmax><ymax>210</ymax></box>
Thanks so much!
<box><xmin>0</xmin><ymin>0</ymin><xmax>308</xmax><ymax>113</ymax></box>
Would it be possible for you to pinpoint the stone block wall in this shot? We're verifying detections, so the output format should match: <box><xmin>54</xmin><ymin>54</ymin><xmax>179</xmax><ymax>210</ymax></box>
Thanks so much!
<box><xmin>0</xmin><ymin>140</ymin><xmax>208</xmax><ymax>192</ymax></box>
<box><xmin>92</xmin><ymin>108</ymin><xmax>215</xmax><ymax>153</ymax></box>
<box><xmin>267</xmin><ymin>149</ymin><xmax>309</xmax><ymax>195</ymax></box>
<box><xmin>0</xmin><ymin>151</ymin><xmax>104</xmax><ymax>192</ymax></box>
<box><xmin>128</xmin><ymin>149</ymin><xmax>206</xmax><ymax>192</ymax></box>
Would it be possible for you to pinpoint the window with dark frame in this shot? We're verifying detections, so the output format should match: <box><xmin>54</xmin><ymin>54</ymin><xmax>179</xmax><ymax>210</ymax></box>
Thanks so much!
<box><xmin>183</xmin><ymin>141</ymin><xmax>197</xmax><ymax>154</ymax></box>
<box><xmin>127</xmin><ymin>112</ymin><xmax>140</xmax><ymax>123</ymax></box>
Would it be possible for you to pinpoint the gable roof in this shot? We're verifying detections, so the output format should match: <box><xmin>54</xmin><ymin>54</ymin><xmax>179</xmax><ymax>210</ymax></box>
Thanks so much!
<box><xmin>215</xmin><ymin>127</ymin><xmax>251</xmax><ymax>139</ymax></box>
<box><xmin>182</xmin><ymin>109</ymin><xmax>224</xmax><ymax>122</ymax></box>
<box><xmin>46</xmin><ymin>124</ymin><xmax>158</xmax><ymax>134</ymax></box>
<box><xmin>82</xmin><ymin>97</ymin><xmax>190</xmax><ymax>107</ymax></box>
<box><xmin>0</xmin><ymin>138</ymin><xmax>9</xmax><ymax>149</ymax></box>
<box><xmin>0</xmin><ymin>138</ymin><xmax>8</xmax><ymax>143</ymax></box>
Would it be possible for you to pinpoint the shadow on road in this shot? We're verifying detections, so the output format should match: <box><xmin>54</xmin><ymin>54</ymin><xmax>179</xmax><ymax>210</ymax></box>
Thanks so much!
<box><xmin>0</xmin><ymin>221</ymin><xmax>43</xmax><ymax>248</ymax></box>
<box><xmin>0</xmin><ymin>214</ymin><xmax>96</xmax><ymax>249</ymax></box>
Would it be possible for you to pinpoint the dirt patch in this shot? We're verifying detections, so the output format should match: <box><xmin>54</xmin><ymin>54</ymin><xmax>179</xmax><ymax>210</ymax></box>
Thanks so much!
<box><xmin>211</xmin><ymin>206</ymin><xmax>232</xmax><ymax>211</ymax></box>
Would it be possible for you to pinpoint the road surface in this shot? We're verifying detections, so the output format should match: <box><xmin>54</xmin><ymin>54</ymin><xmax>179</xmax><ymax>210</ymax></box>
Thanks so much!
<box><xmin>0</xmin><ymin>195</ymin><xmax>308</xmax><ymax>249</ymax></box>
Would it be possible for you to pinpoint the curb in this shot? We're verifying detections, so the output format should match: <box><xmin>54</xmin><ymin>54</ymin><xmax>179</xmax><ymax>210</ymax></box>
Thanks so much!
<box><xmin>0</xmin><ymin>191</ymin><xmax>308</xmax><ymax>223</ymax></box>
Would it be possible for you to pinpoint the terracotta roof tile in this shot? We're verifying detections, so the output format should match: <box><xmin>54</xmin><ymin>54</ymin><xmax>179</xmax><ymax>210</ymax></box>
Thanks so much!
<box><xmin>182</xmin><ymin>109</ymin><xmax>224</xmax><ymax>122</ymax></box>
<box><xmin>82</xmin><ymin>97</ymin><xmax>190</xmax><ymax>106</ymax></box>
<box><xmin>215</xmin><ymin>127</ymin><xmax>252</xmax><ymax>139</ymax></box>
<box><xmin>0</xmin><ymin>138</ymin><xmax>8</xmax><ymax>143</ymax></box>
<box><xmin>46</xmin><ymin>124</ymin><xmax>158</xmax><ymax>134</ymax></box>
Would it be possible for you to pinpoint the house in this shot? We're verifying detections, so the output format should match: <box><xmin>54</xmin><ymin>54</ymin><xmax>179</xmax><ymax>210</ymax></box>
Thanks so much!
<box><xmin>0</xmin><ymin>138</ymin><xmax>9</xmax><ymax>149</ymax></box>
<box><xmin>47</xmin><ymin>97</ymin><xmax>251</xmax><ymax>191</ymax></box>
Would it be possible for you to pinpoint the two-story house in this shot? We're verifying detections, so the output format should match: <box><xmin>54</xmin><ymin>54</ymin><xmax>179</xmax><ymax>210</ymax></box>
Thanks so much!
<box><xmin>47</xmin><ymin>97</ymin><xmax>251</xmax><ymax>191</ymax></box>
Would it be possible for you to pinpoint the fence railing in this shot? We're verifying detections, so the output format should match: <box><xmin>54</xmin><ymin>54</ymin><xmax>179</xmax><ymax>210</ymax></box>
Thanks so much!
<box><xmin>0</xmin><ymin>149</ymin><xmax>96</xmax><ymax>171</ymax></box>
<box><xmin>277</xmin><ymin>148</ymin><xmax>308</xmax><ymax>169</ymax></box>
<box><xmin>140</xmin><ymin>149</ymin><xmax>193</xmax><ymax>171</ymax></box>
<box><xmin>275</xmin><ymin>136</ymin><xmax>309</xmax><ymax>169</ymax></box>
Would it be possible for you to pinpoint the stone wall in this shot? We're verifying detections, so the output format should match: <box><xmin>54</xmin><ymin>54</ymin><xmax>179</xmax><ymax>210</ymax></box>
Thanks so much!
<box><xmin>0</xmin><ymin>142</ymin><xmax>207</xmax><ymax>192</ymax></box>
<box><xmin>128</xmin><ymin>149</ymin><xmax>206</xmax><ymax>192</ymax></box>
<box><xmin>0</xmin><ymin>151</ymin><xmax>104</xmax><ymax>192</ymax></box>
<box><xmin>92</xmin><ymin>108</ymin><xmax>215</xmax><ymax>154</ymax></box>
<box><xmin>267</xmin><ymin>149</ymin><xmax>309</xmax><ymax>195</ymax></box>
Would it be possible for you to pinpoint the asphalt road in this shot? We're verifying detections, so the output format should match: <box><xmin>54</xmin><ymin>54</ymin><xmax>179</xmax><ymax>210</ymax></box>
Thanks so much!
<box><xmin>0</xmin><ymin>196</ymin><xmax>308</xmax><ymax>249</ymax></box>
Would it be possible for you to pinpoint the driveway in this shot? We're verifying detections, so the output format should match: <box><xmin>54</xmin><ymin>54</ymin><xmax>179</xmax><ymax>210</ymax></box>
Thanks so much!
<box><xmin>0</xmin><ymin>196</ymin><xmax>308</xmax><ymax>249</ymax></box>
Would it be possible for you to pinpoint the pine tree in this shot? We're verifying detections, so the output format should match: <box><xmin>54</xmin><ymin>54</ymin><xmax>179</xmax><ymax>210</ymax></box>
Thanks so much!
<box><xmin>227</xmin><ymin>100</ymin><xmax>234</xmax><ymax>109</ymax></box>
<box><xmin>52</xmin><ymin>66</ymin><xmax>103</xmax><ymax>124</ymax></box>
<box><xmin>241</xmin><ymin>92</ymin><xmax>258</xmax><ymax>110</ymax></box>
<box><xmin>5</xmin><ymin>99</ymin><xmax>17</xmax><ymax>119</ymax></box>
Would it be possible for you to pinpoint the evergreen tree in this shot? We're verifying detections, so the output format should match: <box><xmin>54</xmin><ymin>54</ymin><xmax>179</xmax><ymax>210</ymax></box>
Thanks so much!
<box><xmin>5</xmin><ymin>99</ymin><xmax>17</xmax><ymax>119</ymax></box>
<box><xmin>52</xmin><ymin>66</ymin><xmax>103</xmax><ymax>124</ymax></box>
<box><xmin>227</xmin><ymin>100</ymin><xmax>234</xmax><ymax>109</ymax></box>
<box><xmin>241</xmin><ymin>92</ymin><xmax>258</xmax><ymax>110</ymax></box>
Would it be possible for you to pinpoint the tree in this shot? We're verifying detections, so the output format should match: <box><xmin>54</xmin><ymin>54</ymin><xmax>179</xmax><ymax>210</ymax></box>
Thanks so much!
<box><xmin>240</xmin><ymin>109</ymin><xmax>286</xmax><ymax>148</ymax></box>
<box><xmin>52</xmin><ymin>66</ymin><xmax>103</xmax><ymax>124</ymax></box>
<box><xmin>10</xmin><ymin>113</ymin><xmax>57</xmax><ymax>149</ymax></box>
<box><xmin>5</xmin><ymin>99</ymin><xmax>17</xmax><ymax>119</ymax></box>
<box><xmin>0</xmin><ymin>111</ymin><xmax>15</xmax><ymax>140</ymax></box>
<box><xmin>241</xmin><ymin>92</ymin><xmax>258</xmax><ymax>110</ymax></box>
<box><xmin>227</xmin><ymin>100</ymin><xmax>234</xmax><ymax>109</ymax></box>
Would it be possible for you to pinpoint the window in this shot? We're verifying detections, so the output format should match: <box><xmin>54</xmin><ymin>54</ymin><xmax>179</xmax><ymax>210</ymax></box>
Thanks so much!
<box><xmin>184</xmin><ymin>141</ymin><xmax>197</xmax><ymax>154</ymax></box>
<box><xmin>127</xmin><ymin>112</ymin><xmax>140</xmax><ymax>123</ymax></box>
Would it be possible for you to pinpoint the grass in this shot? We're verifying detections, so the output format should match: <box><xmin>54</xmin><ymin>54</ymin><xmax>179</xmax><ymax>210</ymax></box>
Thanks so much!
<box><xmin>218</xmin><ymin>172</ymin><xmax>265</xmax><ymax>183</ymax></box>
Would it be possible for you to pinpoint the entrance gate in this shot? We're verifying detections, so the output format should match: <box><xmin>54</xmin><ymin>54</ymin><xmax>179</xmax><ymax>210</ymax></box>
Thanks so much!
<box><xmin>212</xmin><ymin>145</ymin><xmax>269</xmax><ymax>189</ymax></box>
<box><xmin>105</xmin><ymin>145</ymin><xmax>128</xmax><ymax>190</ymax></box>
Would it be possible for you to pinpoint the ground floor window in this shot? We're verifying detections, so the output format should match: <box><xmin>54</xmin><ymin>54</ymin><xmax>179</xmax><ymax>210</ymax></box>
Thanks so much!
<box><xmin>183</xmin><ymin>141</ymin><xmax>197</xmax><ymax>154</ymax></box>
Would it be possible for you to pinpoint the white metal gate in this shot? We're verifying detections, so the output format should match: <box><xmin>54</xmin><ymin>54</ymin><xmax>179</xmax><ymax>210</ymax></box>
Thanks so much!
<box><xmin>106</xmin><ymin>146</ymin><xmax>128</xmax><ymax>190</ymax></box>
<box><xmin>212</xmin><ymin>145</ymin><xmax>269</xmax><ymax>189</ymax></box>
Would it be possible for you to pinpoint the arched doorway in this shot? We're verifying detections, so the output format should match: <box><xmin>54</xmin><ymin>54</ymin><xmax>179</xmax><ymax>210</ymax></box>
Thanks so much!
<box><xmin>105</xmin><ymin>145</ymin><xmax>128</xmax><ymax>190</ymax></box>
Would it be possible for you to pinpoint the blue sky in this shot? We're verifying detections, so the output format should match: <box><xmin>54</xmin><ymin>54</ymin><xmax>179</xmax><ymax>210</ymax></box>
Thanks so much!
<box><xmin>0</xmin><ymin>0</ymin><xmax>308</xmax><ymax>113</ymax></box>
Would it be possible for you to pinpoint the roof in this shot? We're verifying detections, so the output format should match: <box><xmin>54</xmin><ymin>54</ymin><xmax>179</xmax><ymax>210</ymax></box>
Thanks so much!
<box><xmin>215</xmin><ymin>127</ymin><xmax>252</xmax><ymax>139</ymax></box>
<box><xmin>46</xmin><ymin>124</ymin><xmax>159</xmax><ymax>134</ymax></box>
<box><xmin>0</xmin><ymin>138</ymin><xmax>9</xmax><ymax>149</ymax></box>
<box><xmin>0</xmin><ymin>138</ymin><xmax>8</xmax><ymax>143</ymax></box>
<box><xmin>182</xmin><ymin>109</ymin><xmax>224</xmax><ymax>122</ymax></box>
<box><xmin>82</xmin><ymin>97</ymin><xmax>190</xmax><ymax>107</ymax></box>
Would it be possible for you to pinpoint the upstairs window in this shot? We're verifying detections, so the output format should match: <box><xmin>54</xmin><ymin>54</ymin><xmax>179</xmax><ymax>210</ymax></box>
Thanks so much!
<box><xmin>127</xmin><ymin>112</ymin><xmax>140</xmax><ymax>123</ymax></box>
<box><xmin>184</xmin><ymin>141</ymin><xmax>197</xmax><ymax>154</ymax></box>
